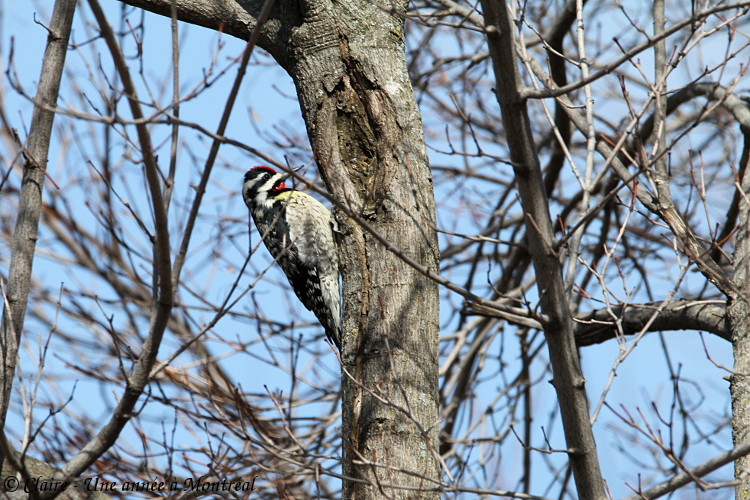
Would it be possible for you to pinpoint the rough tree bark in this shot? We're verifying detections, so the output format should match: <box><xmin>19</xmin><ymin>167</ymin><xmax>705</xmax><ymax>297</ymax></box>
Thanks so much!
<box><xmin>120</xmin><ymin>0</ymin><xmax>441</xmax><ymax>497</ymax></box>
<box><xmin>730</xmin><ymin>123</ymin><xmax>750</xmax><ymax>497</ymax></box>
<box><xmin>288</xmin><ymin>5</ymin><xmax>441</xmax><ymax>498</ymax></box>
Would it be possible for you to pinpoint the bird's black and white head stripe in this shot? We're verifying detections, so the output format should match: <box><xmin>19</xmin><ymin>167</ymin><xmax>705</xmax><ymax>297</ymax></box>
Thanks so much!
<box><xmin>242</xmin><ymin>166</ymin><xmax>288</xmax><ymax>205</ymax></box>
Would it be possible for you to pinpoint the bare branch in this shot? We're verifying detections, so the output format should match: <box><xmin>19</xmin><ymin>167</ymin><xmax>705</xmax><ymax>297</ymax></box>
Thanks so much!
<box><xmin>37</xmin><ymin>0</ymin><xmax>176</xmax><ymax>488</ymax></box>
<box><xmin>621</xmin><ymin>440</ymin><xmax>750</xmax><ymax>500</ymax></box>
<box><xmin>574</xmin><ymin>300</ymin><xmax>728</xmax><ymax>346</ymax></box>
<box><xmin>479</xmin><ymin>0</ymin><xmax>606</xmax><ymax>496</ymax></box>
<box><xmin>0</xmin><ymin>0</ymin><xmax>76</xmax><ymax>470</ymax></box>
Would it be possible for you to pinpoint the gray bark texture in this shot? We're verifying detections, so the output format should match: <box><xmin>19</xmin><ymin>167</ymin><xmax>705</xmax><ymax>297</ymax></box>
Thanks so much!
<box><xmin>287</xmin><ymin>5</ymin><xmax>441</xmax><ymax>498</ymax></box>
<box><xmin>730</xmin><ymin>122</ymin><xmax>750</xmax><ymax>497</ymax></box>
<box><xmin>574</xmin><ymin>300</ymin><xmax>730</xmax><ymax>345</ymax></box>
<box><xmin>0</xmin><ymin>0</ymin><xmax>76</xmax><ymax>470</ymax></box>
<box><xmin>119</xmin><ymin>0</ymin><xmax>441</xmax><ymax>497</ymax></box>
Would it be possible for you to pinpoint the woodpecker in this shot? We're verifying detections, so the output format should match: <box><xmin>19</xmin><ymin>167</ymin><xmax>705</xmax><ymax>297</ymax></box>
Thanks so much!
<box><xmin>242</xmin><ymin>166</ymin><xmax>341</xmax><ymax>349</ymax></box>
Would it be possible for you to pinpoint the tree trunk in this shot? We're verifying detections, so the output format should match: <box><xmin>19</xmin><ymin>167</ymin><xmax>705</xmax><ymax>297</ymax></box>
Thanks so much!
<box><xmin>286</xmin><ymin>3</ymin><xmax>441</xmax><ymax>497</ymax></box>
<box><xmin>119</xmin><ymin>0</ymin><xmax>442</xmax><ymax>496</ymax></box>
<box><xmin>730</xmin><ymin>133</ymin><xmax>750</xmax><ymax>498</ymax></box>
<box><xmin>732</xmin><ymin>298</ymin><xmax>750</xmax><ymax>497</ymax></box>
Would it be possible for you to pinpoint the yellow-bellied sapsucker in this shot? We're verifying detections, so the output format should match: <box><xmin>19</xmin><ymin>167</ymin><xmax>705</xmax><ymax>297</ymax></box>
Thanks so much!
<box><xmin>242</xmin><ymin>166</ymin><xmax>341</xmax><ymax>349</ymax></box>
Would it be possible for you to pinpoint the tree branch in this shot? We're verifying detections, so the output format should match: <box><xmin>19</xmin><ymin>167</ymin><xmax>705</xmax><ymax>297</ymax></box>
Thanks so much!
<box><xmin>621</xmin><ymin>440</ymin><xmax>750</xmax><ymax>500</ymax></box>
<box><xmin>574</xmin><ymin>300</ymin><xmax>728</xmax><ymax>346</ymax></box>
<box><xmin>478</xmin><ymin>0</ymin><xmax>606</xmax><ymax>497</ymax></box>
<box><xmin>116</xmin><ymin>0</ymin><xmax>293</xmax><ymax>66</ymax></box>
<box><xmin>118</xmin><ymin>0</ymin><xmax>256</xmax><ymax>39</ymax></box>
<box><xmin>0</xmin><ymin>0</ymin><xmax>77</xmax><ymax>471</ymax></box>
